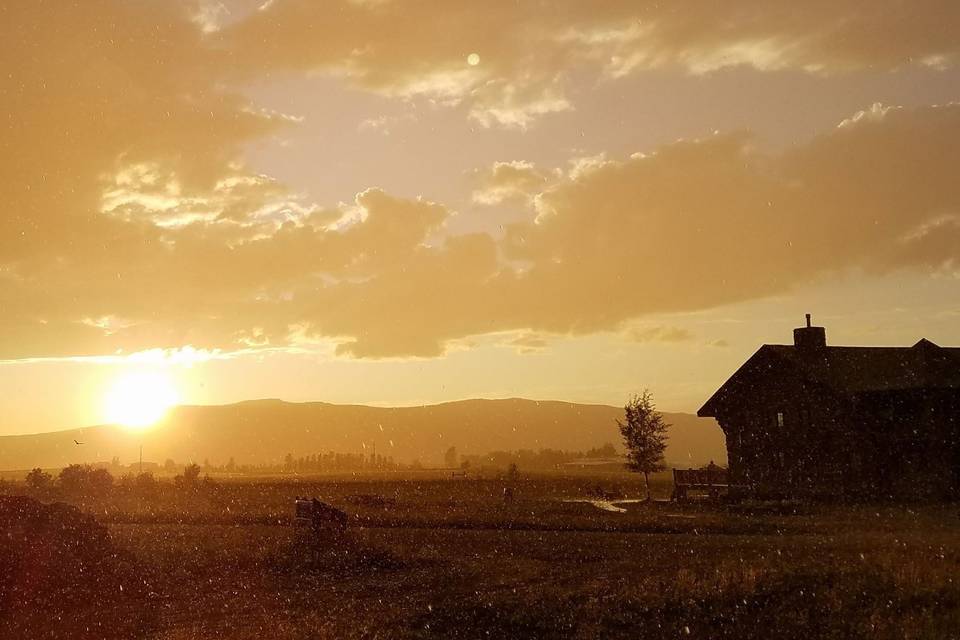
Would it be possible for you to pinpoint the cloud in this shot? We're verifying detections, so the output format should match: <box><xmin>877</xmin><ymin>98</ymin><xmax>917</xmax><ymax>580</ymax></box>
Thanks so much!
<box><xmin>223</xmin><ymin>0</ymin><xmax>960</xmax><ymax>126</ymax></box>
<box><xmin>6</xmin><ymin>94</ymin><xmax>960</xmax><ymax>361</ymax></box>
<box><xmin>357</xmin><ymin>113</ymin><xmax>417</xmax><ymax>135</ymax></box>
<box><xmin>467</xmin><ymin>83</ymin><xmax>573</xmax><ymax>129</ymax></box>
<box><xmin>626</xmin><ymin>326</ymin><xmax>695</xmax><ymax>344</ymax></box>
<box><xmin>0</xmin><ymin>1</ymin><xmax>450</xmax><ymax>360</ymax></box>
<box><xmin>472</xmin><ymin>161</ymin><xmax>552</xmax><ymax>206</ymax></box>
<box><xmin>290</xmin><ymin>103</ymin><xmax>960</xmax><ymax>358</ymax></box>
<box><xmin>0</xmin><ymin>0</ymin><xmax>285</xmax><ymax>357</ymax></box>
<box><xmin>507</xmin><ymin>332</ymin><xmax>552</xmax><ymax>354</ymax></box>
<box><xmin>4</xmin><ymin>2</ymin><xmax>960</xmax><ymax>362</ymax></box>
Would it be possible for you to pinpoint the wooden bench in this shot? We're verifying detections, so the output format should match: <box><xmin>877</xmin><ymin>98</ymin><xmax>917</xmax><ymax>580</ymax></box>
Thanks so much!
<box><xmin>672</xmin><ymin>467</ymin><xmax>735</xmax><ymax>501</ymax></box>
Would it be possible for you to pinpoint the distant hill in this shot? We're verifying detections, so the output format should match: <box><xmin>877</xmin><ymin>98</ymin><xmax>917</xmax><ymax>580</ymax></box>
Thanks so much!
<box><xmin>0</xmin><ymin>398</ymin><xmax>725</xmax><ymax>471</ymax></box>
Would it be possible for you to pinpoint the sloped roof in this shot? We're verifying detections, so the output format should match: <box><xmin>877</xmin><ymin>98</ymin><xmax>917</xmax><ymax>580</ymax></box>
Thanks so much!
<box><xmin>765</xmin><ymin>339</ymin><xmax>960</xmax><ymax>393</ymax></box>
<box><xmin>699</xmin><ymin>338</ymin><xmax>960</xmax><ymax>417</ymax></box>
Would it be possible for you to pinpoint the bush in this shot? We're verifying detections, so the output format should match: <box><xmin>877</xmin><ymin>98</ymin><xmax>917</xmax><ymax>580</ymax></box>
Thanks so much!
<box><xmin>174</xmin><ymin>463</ymin><xmax>205</xmax><ymax>491</ymax></box>
<box><xmin>120</xmin><ymin>472</ymin><xmax>160</xmax><ymax>500</ymax></box>
<box><xmin>58</xmin><ymin>464</ymin><xmax>113</xmax><ymax>495</ymax></box>
<box><xmin>183</xmin><ymin>463</ymin><xmax>201</xmax><ymax>483</ymax></box>
<box><xmin>25</xmin><ymin>467</ymin><xmax>52</xmax><ymax>490</ymax></box>
<box><xmin>135</xmin><ymin>471</ymin><xmax>158</xmax><ymax>492</ymax></box>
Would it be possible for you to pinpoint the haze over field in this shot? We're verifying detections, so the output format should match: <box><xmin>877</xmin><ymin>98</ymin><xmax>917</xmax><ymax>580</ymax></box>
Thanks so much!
<box><xmin>0</xmin><ymin>399</ymin><xmax>725</xmax><ymax>472</ymax></box>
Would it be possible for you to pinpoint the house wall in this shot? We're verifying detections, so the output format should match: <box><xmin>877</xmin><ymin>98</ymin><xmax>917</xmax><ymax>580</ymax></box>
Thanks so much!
<box><xmin>712</xmin><ymin>354</ymin><xmax>825</xmax><ymax>494</ymax></box>
<box><xmin>719</xmin><ymin>382</ymin><xmax>960</xmax><ymax>499</ymax></box>
<box><xmin>717</xmin><ymin>376</ymin><xmax>853</xmax><ymax>497</ymax></box>
<box><xmin>851</xmin><ymin>389</ymin><xmax>960</xmax><ymax>499</ymax></box>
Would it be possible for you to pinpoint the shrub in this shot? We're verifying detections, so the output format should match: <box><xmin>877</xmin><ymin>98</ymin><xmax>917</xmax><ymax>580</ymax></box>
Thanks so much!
<box><xmin>174</xmin><ymin>463</ymin><xmax>203</xmax><ymax>490</ymax></box>
<box><xmin>58</xmin><ymin>464</ymin><xmax>113</xmax><ymax>495</ymax></box>
<box><xmin>25</xmin><ymin>467</ymin><xmax>53</xmax><ymax>490</ymax></box>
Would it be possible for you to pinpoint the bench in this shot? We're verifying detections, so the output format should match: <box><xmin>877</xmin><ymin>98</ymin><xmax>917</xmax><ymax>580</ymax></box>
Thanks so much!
<box><xmin>672</xmin><ymin>467</ymin><xmax>736</xmax><ymax>501</ymax></box>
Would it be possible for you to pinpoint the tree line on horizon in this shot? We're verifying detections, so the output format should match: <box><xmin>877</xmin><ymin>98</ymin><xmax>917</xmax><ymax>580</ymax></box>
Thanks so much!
<box><xmin>14</xmin><ymin>462</ymin><xmax>210</xmax><ymax>498</ymax></box>
<box><xmin>459</xmin><ymin>443</ymin><xmax>621</xmax><ymax>471</ymax></box>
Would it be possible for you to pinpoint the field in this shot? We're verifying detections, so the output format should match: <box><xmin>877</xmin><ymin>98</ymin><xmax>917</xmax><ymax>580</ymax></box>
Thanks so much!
<box><xmin>3</xmin><ymin>473</ymin><xmax>960</xmax><ymax>639</ymax></box>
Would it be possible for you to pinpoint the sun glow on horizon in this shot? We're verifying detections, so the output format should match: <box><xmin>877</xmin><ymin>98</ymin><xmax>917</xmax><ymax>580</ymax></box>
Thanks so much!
<box><xmin>103</xmin><ymin>370</ymin><xmax>180</xmax><ymax>430</ymax></box>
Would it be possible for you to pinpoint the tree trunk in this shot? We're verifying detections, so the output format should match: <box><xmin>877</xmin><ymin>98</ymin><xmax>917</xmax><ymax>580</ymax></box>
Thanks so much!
<box><xmin>644</xmin><ymin>471</ymin><xmax>651</xmax><ymax>502</ymax></box>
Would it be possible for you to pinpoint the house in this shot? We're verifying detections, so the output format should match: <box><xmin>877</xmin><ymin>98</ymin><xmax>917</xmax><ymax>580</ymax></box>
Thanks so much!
<box><xmin>698</xmin><ymin>315</ymin><xmax>960</xmax><ymax>499</ymax></box>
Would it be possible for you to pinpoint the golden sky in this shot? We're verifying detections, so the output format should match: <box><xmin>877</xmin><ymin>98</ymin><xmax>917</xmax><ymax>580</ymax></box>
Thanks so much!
<box><xmin>2</xmin><ymin>1</ymin><xmax>960</xmax><ymax>433</ymax></box>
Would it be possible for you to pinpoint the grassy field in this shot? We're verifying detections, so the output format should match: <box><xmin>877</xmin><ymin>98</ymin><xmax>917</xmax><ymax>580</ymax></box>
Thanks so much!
<box><xmin>3</xmin><ymin>474</ymin><xmax>960</xmax><ymax>639</ymax></box>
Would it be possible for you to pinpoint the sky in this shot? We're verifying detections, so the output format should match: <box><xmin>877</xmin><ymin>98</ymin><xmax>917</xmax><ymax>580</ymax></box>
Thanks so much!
<box><xmin>2</xmin><ymin>1</ymin><xmax>960</xmax><ymax>434</ymax></box>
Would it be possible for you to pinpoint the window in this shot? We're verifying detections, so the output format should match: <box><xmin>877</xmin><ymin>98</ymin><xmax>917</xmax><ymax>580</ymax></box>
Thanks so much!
<box><xmin>776</xmin><ymin>412</ymin><xmax>785</xmax><ymax>428</ymax></box>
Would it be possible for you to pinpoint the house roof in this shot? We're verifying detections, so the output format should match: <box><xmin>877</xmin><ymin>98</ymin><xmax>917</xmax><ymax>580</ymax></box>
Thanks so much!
<box><xmin>698</xmin><ymin>338</ymin><xmax>960</xmax><ymax>417</ymax></box>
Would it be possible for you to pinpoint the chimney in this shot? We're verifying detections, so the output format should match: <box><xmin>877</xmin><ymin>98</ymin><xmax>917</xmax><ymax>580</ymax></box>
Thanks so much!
<box><xmin>793</xmin><ymin>313</ymin><xmax>826</xmax><ymax>351</ymax></box>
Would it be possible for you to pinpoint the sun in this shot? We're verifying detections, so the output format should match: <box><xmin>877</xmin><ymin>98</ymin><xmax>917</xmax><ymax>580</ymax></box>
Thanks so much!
<box><xmin>103</xmin><ymin>371</ymin><xmax>180</xmax><ymax>430</ymax></box>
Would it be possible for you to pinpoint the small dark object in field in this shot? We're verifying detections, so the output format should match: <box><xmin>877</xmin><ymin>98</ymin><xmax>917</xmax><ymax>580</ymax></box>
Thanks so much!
<box><xmin>294</xmin><ymin>496</ymin><xmax>348</xmax><ymax>532</ymax></box>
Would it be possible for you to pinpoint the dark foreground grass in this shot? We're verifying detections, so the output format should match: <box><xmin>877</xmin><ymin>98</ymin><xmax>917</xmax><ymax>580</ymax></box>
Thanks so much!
<box><xmin>4</xmin><ymin>477</ymin><xmax>960</xmax><ymax>639</ymax></box>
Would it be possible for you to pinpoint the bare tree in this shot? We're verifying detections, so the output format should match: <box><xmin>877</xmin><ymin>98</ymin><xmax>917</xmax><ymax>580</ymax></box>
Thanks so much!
<box><xmin>618</xmin><ymin>390</ymin><xmax>669</xmax><ymax>501</ymax></box>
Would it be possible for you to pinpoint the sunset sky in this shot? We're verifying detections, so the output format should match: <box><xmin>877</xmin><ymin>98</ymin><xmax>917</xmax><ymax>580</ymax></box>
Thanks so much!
<box><xmin>3</xmin><ymin>1</ymin><xmax>960</xmax><ymax>434</ymax></box>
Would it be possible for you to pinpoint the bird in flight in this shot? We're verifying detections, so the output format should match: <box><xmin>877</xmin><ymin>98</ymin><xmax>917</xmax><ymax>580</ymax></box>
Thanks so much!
<box><xmin>74</xmin><ymin>439</ymin><xmax>84</xmax><ymax>445</ymax></box>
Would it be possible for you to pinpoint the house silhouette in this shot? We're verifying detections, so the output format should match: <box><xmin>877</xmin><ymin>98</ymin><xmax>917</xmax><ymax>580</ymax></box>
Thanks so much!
<box><xmin>698</xmin><ymin>315</ymin><xmax>960</xmax><ymax>499</ymax></box>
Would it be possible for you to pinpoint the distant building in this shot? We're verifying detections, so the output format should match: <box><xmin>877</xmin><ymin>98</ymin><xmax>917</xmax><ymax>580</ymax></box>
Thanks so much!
<box><xmin>698</xmin><ymin>315</ymin><xmax>960</xmax><ymax>499</ymax></box>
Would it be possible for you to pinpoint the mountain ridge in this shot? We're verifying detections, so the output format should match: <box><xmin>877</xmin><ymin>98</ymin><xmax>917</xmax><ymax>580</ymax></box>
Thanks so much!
<box><xmin>0</xmin><ymin>398</ymin><xmax>726</xmax><ymax>471</ymax></box>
